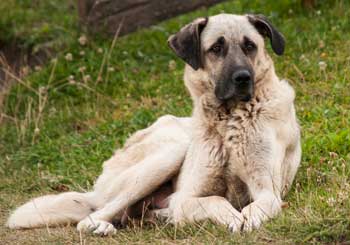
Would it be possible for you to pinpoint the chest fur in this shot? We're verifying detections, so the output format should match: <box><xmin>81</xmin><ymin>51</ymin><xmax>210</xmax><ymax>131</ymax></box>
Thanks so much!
<box><xmin>224</xmin><ymin>100</ymin><xmax>268</xmax><ymax>157</ymax></box>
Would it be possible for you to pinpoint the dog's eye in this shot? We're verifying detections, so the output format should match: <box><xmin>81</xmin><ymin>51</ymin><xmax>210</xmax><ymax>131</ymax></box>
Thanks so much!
<box><xmin>243</xmin><ymin>39</ymin><xmax>256</xmax><ymax>54</ymax></box>
<box><xmin>210</xmin><ymin>44</ymin><xmax>222</xmax><ymax>54</ymax></box>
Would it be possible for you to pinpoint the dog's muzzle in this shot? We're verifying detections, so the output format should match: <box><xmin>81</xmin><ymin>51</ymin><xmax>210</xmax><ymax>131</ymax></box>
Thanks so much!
<box><xmin>215</xmin><ymin>69</ymin><xmax>254</xmax><ymax>102</ymax></box>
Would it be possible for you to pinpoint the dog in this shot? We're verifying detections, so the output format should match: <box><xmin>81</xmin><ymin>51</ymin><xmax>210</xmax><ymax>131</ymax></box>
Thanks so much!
<box><xmin>7</xmin><ymin>13</ymin><xmax>301</xmax><ymax>235</ymax></box>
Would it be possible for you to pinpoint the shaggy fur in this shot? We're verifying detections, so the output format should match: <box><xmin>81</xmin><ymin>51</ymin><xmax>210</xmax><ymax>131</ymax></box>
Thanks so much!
<box><xmin>7</xmin><ymin>14</ymin><xmax>301</xmax><ymax>235</ymax></box>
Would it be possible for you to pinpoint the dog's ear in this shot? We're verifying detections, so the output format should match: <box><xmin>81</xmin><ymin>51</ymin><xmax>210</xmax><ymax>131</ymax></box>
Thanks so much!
<box><xmin>168</xmin><ymin>17</ymin><xmax>208</xmax><ymax>70</ymax></box>
<box><xmin>247</xmin><ymin>14</ymin><xmax>285</xmax><ymax>56</ymax></box>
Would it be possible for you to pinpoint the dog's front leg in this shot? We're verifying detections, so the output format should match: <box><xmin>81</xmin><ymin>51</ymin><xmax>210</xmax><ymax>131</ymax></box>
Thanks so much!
<box><xmin>240</xmin><ymin>189</ymin><xmax>282</xmax><ymax>231</ymax></box>
<box><xmin>170</xmin><ymin>195</ymin><xmax>244</xmax><ymax>232</ymax></box>
<box><xmin>168</xmin><ymin>135</ymin><xmax>244</xmax><ymax>232</ymax></box>
<box><xmin>239</xmin><ymin>143</ymin><xmax>284</xmax><ymax>231</ymax></box>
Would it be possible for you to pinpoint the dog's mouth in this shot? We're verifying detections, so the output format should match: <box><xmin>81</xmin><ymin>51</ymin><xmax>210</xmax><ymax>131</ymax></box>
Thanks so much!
<box><xmin>217</xmin><ymin>89</ymin><xmax>254</xmax><ymax>105</ymax></box>
<box><xmin>217</xmin><ymin>89</ymin><xmax>254</xmax><ymax>114</ymax></box>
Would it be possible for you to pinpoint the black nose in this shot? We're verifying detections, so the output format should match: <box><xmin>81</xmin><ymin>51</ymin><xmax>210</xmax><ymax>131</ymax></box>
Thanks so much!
<box><xmin>232</xmin><ymin>70</ymin><xmax>252</xmax><ymax>85</ymax></box>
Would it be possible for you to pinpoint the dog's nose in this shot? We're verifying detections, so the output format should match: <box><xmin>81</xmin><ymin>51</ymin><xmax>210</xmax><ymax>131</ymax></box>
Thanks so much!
<box><xmin>232</xmin><ymin>70</ymin><xmax>252</xmax><ymax>85</ymax></box>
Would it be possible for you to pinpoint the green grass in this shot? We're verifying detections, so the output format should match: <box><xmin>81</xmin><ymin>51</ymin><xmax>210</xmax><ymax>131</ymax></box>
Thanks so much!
<box><xmin>0</xmin><ymin>0</ymin><xmax>77</xmax><ymax>51</ymax></box>
<box><xmin>1</xmin><ymin>0</ymin><xmax>350</xmax><ymax>244</ymax></box>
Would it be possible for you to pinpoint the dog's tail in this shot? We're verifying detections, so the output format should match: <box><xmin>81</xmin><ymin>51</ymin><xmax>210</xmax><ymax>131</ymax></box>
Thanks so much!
<box><xmin>7</xmin><ymin>192</ymin><xmax>96</xmax><ymax>229</ymax></box>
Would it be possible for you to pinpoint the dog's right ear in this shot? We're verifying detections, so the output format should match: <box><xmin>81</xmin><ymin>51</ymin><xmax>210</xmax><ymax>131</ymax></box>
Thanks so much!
<box><xmin>168</xmin><ymin>17</ymin><xmax>208</xmax><ymax>70</ymax></box>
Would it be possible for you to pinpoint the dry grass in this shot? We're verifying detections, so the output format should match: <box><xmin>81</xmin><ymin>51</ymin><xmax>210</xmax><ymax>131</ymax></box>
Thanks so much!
<box><xmin>0</xmin><ymin>0</ymin><xmax>350</xmax><ymax>244</ymax></box>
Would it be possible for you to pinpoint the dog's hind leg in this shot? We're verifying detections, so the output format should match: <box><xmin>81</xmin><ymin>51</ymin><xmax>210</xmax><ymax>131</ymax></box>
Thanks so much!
<box><xmin>77</xmin><ymin>143</ymin><xmax>188</xmax><ymax>235</ymax></box>
<box><xmin>77</xmin><ymin>116</ymin><xmax>192</xmax><ymax>235</ymax></box>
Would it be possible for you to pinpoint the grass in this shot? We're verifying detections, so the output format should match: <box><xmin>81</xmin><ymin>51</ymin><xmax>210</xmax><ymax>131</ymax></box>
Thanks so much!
<box><xmin>0</xmin><ymin>0</ymin><xmax>350</xmax><ymax>244</ymax></box>
<box><xmin>0</xmin><ymin>0</ymin><xmax>77</xmax><ymax>51</ymax></box>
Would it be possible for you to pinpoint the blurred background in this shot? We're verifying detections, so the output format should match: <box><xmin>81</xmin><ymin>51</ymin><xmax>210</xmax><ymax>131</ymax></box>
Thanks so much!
<box><xmin>0</xmin><ymin>0</ymin><xmax>349</xmax><ymax>244</ymax></box>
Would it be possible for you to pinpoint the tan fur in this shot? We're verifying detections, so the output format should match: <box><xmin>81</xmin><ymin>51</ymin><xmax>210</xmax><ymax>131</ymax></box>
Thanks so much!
<box><xmin>169</xmin><ymin>14</ymin><xmax>300</xmax><ymax>231</ymax></box>
<box><xmin>7</xmin><ymin>14</ymin><xmax>300</xmax><ymax>235</ymax></box>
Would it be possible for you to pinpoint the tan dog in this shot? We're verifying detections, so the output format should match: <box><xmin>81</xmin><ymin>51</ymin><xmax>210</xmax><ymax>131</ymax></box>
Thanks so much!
<box><xmin>7</xmin><ymin>14</ymin><xmax>301</xmax><ymax>235</ymax></box>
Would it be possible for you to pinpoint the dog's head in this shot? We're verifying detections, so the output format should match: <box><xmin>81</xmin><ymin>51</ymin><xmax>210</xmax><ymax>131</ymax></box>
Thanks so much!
<box><xmin>168</xmin><ymin>14</ymin><xmax>285</xmax><ymax>103</ymax></box>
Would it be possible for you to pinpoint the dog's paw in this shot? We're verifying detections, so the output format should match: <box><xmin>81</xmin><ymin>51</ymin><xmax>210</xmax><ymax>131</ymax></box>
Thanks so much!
<box><xmin>240</xmin><ymin>205</ymin><xmax>267</xmax><ymax>232</ymax></box>
<box><xmin>151</xmin><ymin>208</ymin><xmax>173</xmax><ymax>223</ymax></box>
<box><xmin>92</xmin><ymin>221</ymin><xmax>116</xmax><ymax>236</ymax></box>
<box><xmin>77</xmin><ymin>217</ymin><xmax>116</xmax><ymax>236</ymax></box>
<box><xmin>227</xmin><ymin>214</ymin><xmax>244</xmax><ymax>233</ymax></box>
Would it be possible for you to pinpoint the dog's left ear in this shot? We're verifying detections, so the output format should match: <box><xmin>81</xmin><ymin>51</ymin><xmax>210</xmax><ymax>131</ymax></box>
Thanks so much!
<box><xmin>247</xmin><ymin>14</ymin><xmax>285</xmax><ymax>56</ymax></box>
<box><xmin>168</xmin><ymin>17</ymin><xmax>208</xmax><ymax>70</ymax></box>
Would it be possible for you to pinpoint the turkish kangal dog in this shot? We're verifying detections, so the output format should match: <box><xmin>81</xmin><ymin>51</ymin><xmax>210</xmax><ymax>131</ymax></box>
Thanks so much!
<box><xmin>8</xmin><ymin>14</ymin><xmax>301</xmax><ymax>235</ymax></box>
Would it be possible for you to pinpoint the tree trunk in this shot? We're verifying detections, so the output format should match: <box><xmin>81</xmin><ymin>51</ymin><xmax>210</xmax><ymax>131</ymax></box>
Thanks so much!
<box><xmin>302</xmin><ymin>0</ymin><xmax>316</xmax><ymax>9</ymax></box>
<box><xmin>78</xmin><ymin>0</ymin><xmax>226</xmax><ymax>36</ymax></box>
